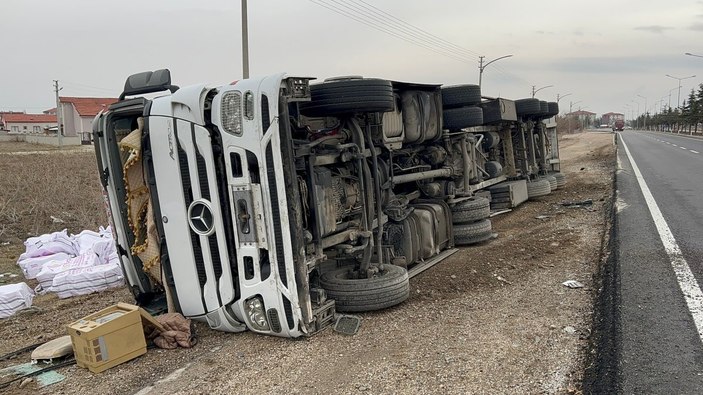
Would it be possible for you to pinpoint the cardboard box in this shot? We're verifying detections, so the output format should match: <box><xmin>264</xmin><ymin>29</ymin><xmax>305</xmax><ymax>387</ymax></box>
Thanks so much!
<box><xmin>67</xmin><ymin>303</ymin><xmax>162</xmax><ymax>373</ymax></box>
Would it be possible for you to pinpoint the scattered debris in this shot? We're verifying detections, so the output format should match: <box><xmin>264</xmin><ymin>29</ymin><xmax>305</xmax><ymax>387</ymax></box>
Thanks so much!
<box><xmin>334</xmin><ymin>315</ymin><xmax>361</xmax><ymax>336</ymax></box>
<box><xmin>494</xmin><ymin>275</ymin><xmax>512</xmax><ymax>285</ymax></box>
<box><xmin>490</xmin><ymin>209</ymin><xmax>512</xmax><ymax>217</ymax></box>
<box><xmin>562</xmin><ymin>326</ymin><xmax>577</xmax><ymax>335</ymax></box>
<box><xmin>560</xmin><ymin>199</ymin><xmax>593</xmax><ymax>208</ymax></box>
<box><xmin>50</xmin><ymin>216</ymin><xmax>64</xmax><ymax>224</ymax></box>
<box><xmin>535</xmin><ymin>215</ymin><xmax>554</xmax><ymax>220</ymax></box>
<box><xmin>0</xmin><ymin>241</ymin><xmax>9</xmax><ymax>246</ymax></box>
<box><xmin>562</xmin><ymin>280</ymin><xmax>584</xmax><ymax>289</ymax></box>
<box><xmin>19</xmin><ymin>377</ymin><xmax>33</xmax><ymax>389</ymax></box>
<box><xmin>450</xmin><ymin>275</ymin><xmax>457</xmax><ymax>279</ymax></box>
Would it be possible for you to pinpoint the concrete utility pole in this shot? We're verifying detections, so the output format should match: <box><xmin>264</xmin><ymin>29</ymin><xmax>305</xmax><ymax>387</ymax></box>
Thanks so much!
<box><xmin>53</xmin><ymin>80</ymin><xmax>63</xmax><ymax>148</ymax></box>
<box><xmin>241</xmin><ymin>0</ymin><xmax>250</xmax><ymax>79</ymax></box>
<box><xmin>556</xmin><ymin>93</ymin><xmax>572</xmax><ymax>103</ymax></box>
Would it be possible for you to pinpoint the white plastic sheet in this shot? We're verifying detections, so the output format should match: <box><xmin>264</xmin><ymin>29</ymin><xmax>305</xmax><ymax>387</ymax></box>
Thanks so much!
<box><xmin>0</xmin><ymin>282</ymin><xmax>35</xmax><ymax>318</ymax></box>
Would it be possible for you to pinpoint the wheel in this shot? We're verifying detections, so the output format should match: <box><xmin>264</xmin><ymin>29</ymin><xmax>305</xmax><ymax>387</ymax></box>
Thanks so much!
<box><xmin>544</xmin><ymin>175</ymin><xmax>558</xmax><ymax>190</ymax></box>
<box><xmin>451</xmin><ymin>196</ymin><xmax>490</xmax><ymax>224</ymax></box>
<box><xmin>299</xmin><ymin>79</ymin><xmax>395</xmax><ymax>117</ymax></box>
<box><xmin>441</xmin><ymin>85</ymin><xmax>482</xmax><ymax>108</ymax></box>
<box><xmin>454</xmin><ymin>219</ymin><xmax>493</xmax><ymax>245</ymax></box>
<box><xmin>538</xmin><ymin>101</ymin><xmax>549</xmax><ymax>116</ymax></box>
<box><xmin>443</xmin><ymin>106</ymin><xmax>484</xmax><ymax>130</ymax></box>
<box><xmin>553</xmin><ymin>172</ymin><xmax>566</xmax><ymax>188</ymax></box>
<box><xmin>515</xmin><ymin>98</ymin><xmax>541</xmax><ymax>117</ymax></box>
<box><xmin>547</xmin><ymin>102</ymin><xmax>559</xmax><ymax>117</ymax></box>
<box><xmin>320</xmin><ymin>265</ymin><xmax>410</xmax><ymax>312</ymax></box>
<box><xmin>482</xmin><ymin>131</ymin><xmax>500</xmax><ymax>150</ymax></box>
<box><xmin>485</xmin><ymin>161</ymin><xmax>503</xmax><ymax>178</ymax></box>
<box><xmin>527</xmin><ymin>179</ymin><xmax>551</xmax><ymax>199</ymax></box>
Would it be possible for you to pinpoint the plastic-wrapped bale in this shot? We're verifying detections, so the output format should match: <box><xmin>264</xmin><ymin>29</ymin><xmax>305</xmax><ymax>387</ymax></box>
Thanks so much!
<box><xmin>36</xmin><ymin>254</ymin><xmax>101</xmax><ymax>290</ymax></box>
<box><xmin>19</xmin><ymin>229</ymin><xmax>78</xmax><ymax>261</ymax></box>
<box><xmin>51</xmin><ymin>264</ymin><xmax>124</xmax><ymax>299</ymax></box>
<box><xmin>0</xmin><ymin>282</ymin><xmax>35</xmax><ymax>318</ymax></box>
<box><xmin>18</xmin><ymin>252</ymin><xmax>71</xmax><ymax>280</ymax></box>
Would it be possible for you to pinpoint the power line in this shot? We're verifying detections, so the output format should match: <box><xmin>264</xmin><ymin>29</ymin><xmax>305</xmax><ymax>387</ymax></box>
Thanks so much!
<box><xmin>309</xmin><ymin>0</ymin><xmax>475</xmax><ymax>64</ymax></box>
<box><xmin>343</xmin><ymin>0</ymin><xmax>479</xmax><ymax>60</ymax></box>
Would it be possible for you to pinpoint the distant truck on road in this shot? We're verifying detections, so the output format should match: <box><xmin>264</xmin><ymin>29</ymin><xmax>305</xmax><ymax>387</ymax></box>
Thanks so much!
<box><xmin>612</xmin><ymin>119</ymin><xmax>625</xmax><ymax>131</ymax></box>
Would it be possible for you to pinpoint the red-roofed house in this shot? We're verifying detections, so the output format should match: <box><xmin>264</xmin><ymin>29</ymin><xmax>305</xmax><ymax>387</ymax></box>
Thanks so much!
<box><xmin>1</xmin><ymin>113</ymin><xmax>57</xmax><ymax>134</ymax></box>
<box><xmin>59</xmin><ymin>96</ymin><xmax>117</xmax><ymax>142</ymax></box>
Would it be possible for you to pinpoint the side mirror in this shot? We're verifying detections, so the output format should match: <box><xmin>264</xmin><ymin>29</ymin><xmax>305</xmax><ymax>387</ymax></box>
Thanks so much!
<box><xmin>119</xmin><ymin>69</ymin><xmax>178</xmax><ymax>100</ymax></box>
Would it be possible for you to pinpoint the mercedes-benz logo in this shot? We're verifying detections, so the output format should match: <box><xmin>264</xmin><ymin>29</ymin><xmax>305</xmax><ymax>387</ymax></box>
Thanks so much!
<box><xmin>188</xmin><ymin>200</ymin><xmax>215</xmax><ymax>236</ymax></box>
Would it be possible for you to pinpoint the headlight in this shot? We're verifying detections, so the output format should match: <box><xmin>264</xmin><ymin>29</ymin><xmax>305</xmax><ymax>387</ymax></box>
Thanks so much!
<box><xmin>221</xmin><ymin>91</ymin><xmax>243</xmax><ymax>135</ymax></box>
<box><xmin>244</xmin><ymin>296</ymin><xmax>269</xmax><ymax>331</ymax></box>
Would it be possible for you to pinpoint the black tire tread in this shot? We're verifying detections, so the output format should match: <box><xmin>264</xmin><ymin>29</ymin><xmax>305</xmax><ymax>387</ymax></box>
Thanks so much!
<box><xmin>441</xmin><ymin>85</ymin><xmax>482</xmax><ymax>108</ymax></box>
<box><xmin>452</xmin><ymin>197</ymin><xmax>490</xmax><ymax>224</ymax></box>
<box><xmin>443</xmin><ymin>106</ymin><xmax>484</xmax><ymax>129</ymax></box>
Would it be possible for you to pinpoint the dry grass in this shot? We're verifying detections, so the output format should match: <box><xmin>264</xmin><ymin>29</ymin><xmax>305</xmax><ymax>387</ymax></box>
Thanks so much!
<box><xmin>0</xmin><ymin>142</ymin><xmax>106</xmax><ymax>274</ymax></box>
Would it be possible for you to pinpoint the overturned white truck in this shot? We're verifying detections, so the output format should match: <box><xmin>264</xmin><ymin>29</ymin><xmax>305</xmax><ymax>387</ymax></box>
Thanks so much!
<box><xmin>93</xmin><ymin>70</ymin><xmax>562</xmax><ymax>338</ymax></box>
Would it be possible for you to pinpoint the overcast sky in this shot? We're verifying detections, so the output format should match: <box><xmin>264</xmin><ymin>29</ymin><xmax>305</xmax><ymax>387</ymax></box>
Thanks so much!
<box><xmin>1</xmin><ymin>0</ymin><xmax>701</xmax><ymax>117</ymax></box>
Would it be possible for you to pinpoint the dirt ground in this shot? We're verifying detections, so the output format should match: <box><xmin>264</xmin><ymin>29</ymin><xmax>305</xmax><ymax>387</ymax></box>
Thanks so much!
<box><xmin>0</xmin><ymin>132</ymin><xmax>616</xmax><ymax>394</ymax></box>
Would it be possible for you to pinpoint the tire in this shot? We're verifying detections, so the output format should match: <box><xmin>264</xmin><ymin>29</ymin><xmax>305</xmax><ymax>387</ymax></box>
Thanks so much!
<box><xmin>539</xmin><ymin>101</ymin><xmax>549</xmax><ymax>116</ymax></box>
<box><xmin>443</xmin><ymin>106</ymin><xmax>484</xmax><ymax>130</ymax></box>
<box><xmin>515</xmin><ymin>98</ymin><xmax>541</xmax><ymax>117</ymax></box>
<box><xmin>527</xmin><ymin>179</ymin><xmax>551</xmax><ymax>199</ymax></box>
<box><xmin>553</xmin><ymin>172</ymin><xmax>566</xmax><ymax>188</ymax></box>
<box><xmin>451</xmin><ymin>196</ymin><xmax>490</xmax><ymax>224</ymax></box>
<box><xmin>544</xmin><ymin>175</ymin><xmax>558</xmax><ymax>190</ymax></box>
<box><xmin>485</xmin><ymin>161</ymin><xmax>503</xmax><ymax>178</ymax></box>
<box><xmin>454</xmin><ymin>219</ymin><xmax>493</xmax><ymax>245</ymax></box>
<box><xmin>320</xmin><ymin>265</ymin><xmax>409</xmax><ymax>312</ymax></box>
<box><xmin>299</xmin><ymin>79</ymin><xmax>395</xmax><ymax>117</ymax></box>
<box><xmin>547</xmin><ymin>102</ymin><xmax>559</xmax><ymax>117</ymax></box>
<box><xmin>441</xmin><ymin>85</ymin><xmax>482</xmax><ymax>108</ymax></box>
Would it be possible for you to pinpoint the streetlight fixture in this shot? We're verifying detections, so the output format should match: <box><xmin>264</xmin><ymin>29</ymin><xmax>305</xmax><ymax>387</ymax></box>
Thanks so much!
<box><xmin>478</xmin><ymin>54</ymin><xmax>513</xmax><ymax>90</ymax></box>
<box><xmin>636</xmin><ymin>94</ymin><xmax>648</xmax><ymax>130</ymax></box>
<box><xmin>685</xmin><ymin>52</ymin><xmax>703</xmax><ymax>58</ymax></box>
<box><xmin>556</xmin><ymin>93</ymin><xmax>572</xmax><ymax>103</ymax></box>
<box><xmin>532</xmin><ymin>85</ymin><xmax>554</xmax><ymax>98</ymax></box>
<box><xmin>665</xmin><ymin>74</ymin><xmax>696</xmax><ymax>109</ymax></box>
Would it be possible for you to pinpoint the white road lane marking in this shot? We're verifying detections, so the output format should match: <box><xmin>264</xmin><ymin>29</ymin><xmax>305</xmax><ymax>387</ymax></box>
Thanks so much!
<box><xmin>620</xmin><ymin>133</ymin><xmax>703</xmax><ymax>344</ymax></box>
<box><xmin>691</xmin><ymin>150</ymin><xmax>700</xmax><ymax>154</ymax></box>
<box><xmin>681</xmin><ymin>147</ymin><xmax>688</xmax><ymax>150</ymax></box>
<box><xmin>666</xmin><ymin>142</ymin><xmax>671</xmax><ymax>144</ymax></box>
<box><xmin>672</xmin><ymin>144</ymin><xmax>678</xmax><ymax>147</ymax></box>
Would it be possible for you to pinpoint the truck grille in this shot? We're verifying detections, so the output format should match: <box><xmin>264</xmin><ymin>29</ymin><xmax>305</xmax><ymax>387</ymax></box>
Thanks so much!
<box><xmin>176</xmin><ymin>127</ymin><xmax>238</xmax><ymax>308</ymax></box>
<box><xmin>266</xmin><ymin>142</ymin><xmax>288</xmax><ymax>288</ymax></box>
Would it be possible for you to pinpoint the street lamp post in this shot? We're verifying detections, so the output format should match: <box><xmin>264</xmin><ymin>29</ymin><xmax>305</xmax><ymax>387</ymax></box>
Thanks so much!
<box><xmin>478</xmin><ymin>54</ymin><xmax>513</xmax><ymax>90</ymax></box>
<box><xmin>568</xmin><ymin>100</ymin><xmax>582</xmax><ymax>133</ymax></box>
<box><xmin>637</xmin><ymin>94</ymin><xmax>648</xmax><ymax>130</ymax></box>
<box><xmin>631</xmin><ymin>99</ymin><xmax>640</xmax><ymax>129</ymax></box>
<box><xmin>556</xmin><ymin>93</ymin><xmax>572</xmax><ymax>103</ymax></box>
<box><xmin>532</xmin><ymin>85</ymin><xmax>554</xmax><ymax>98</ymax></box>
<box><xmin>665</xmin><ymin>74</ymin><xmax>696</xmax><ymax>109</ymax></box>
<box><xmin>685</xmin><ymin>52</ymin><xmax>703</xmax><ymax>58</ymax></box>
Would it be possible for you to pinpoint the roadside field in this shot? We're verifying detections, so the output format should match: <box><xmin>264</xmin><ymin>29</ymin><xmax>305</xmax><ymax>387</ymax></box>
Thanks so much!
<box><xmin>0</xmin><ymin>133</ymin><xmax>615</xmax><ymax>394</ymax></box>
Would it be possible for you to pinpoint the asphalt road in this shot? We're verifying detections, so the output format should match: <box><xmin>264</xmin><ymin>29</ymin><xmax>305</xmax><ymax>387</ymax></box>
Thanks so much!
<box><xmin>614</xmin><ymin>130</ymin><xmax>703</xmax><ymax>394</ymax></box>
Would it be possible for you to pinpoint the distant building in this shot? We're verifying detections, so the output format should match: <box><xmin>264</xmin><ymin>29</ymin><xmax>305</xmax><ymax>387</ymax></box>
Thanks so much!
<box><xmin>601</xmin><ymin>112</ymin><xmax>624</xmax><ymax>125</ymax></box>
<box><xmin>58</xmin><ymin>97</ymin><xmax>117</xmax><ymax>142</ymax></box>
<box><xmin>1</xmin><ymin>113</ymin><xmax>57</xmax><ymax>134</ymax></box>
<box><xmin>0</xmin><ymin>111</ymin><xmax>26</xmax><ymax>131</ymax></box>
<box><xmin>566</xmin><ymin>110</ymin><xmax>597</xmax><ymax>129</ymax></box>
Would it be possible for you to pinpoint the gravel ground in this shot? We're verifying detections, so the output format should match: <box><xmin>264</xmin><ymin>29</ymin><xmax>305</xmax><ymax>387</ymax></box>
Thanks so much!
<box><xmin>0</xmin><ymin>132</ymin><xmax>615</xmax><ymax>394</ymax></box>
